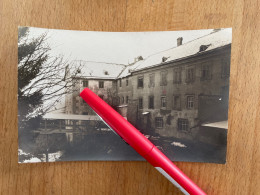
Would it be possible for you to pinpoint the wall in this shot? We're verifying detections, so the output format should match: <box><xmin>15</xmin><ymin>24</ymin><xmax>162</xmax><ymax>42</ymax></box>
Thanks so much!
<box><xmin>125</xmin><ymin>46</ymin><xmax>231</xmax><ymax>139</ymax></box>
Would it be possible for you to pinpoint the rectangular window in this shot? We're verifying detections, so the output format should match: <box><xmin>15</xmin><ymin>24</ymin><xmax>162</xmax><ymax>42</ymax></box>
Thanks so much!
<box><xmin>155</xmin><ymin>117</ymin><xmax>163</xmax><ymax>128</ymax></box>
<box><xmin>138</xmin><ymin>97</ymin><xmax>143</xmax><ymax>109</ymax></box>
<box><xmin>126</xmin><ymin>96</ymin><xmax>129</xmax><ymax>103</ymax></box>
<box><xmin>122</xmin><ymin>96</ymin><xmax>124</xmax><ymax>104</ymax></box>
<box><xmin>137</xmin><ymin>76</ymin><xmax>144</xmax><ymax>88</ymax></box>
<box><xmin>119</xmin><ymin>79</ymin><xmax>122</xmax><ymax>87</ymax></box>
<box><xmin>201</xmin><ymin>64</ymin><xmax>212</xmax><ymax>80</ymax></box>
<box><xmin>221</xmin><ymin>59</ymin><xmax>230</xmax><ymax>78</ymax></box>
<box><xmin>187</xmin><ymin>95</ymin><xmax>194</xmax><ymax>109</ymax></box>
<box><xmin>186</xmin><ymin>67</ymin><xmax>195</xmax><ymax>83</ymax></box>
<box><xmin>149</xmin><ymin>73</ymin><xmax>155</xmax><ymax>87</ymax></box>
<box><xmin>161</xmin><ymin>96</ymin><xmax>167</xmax><ymax>108</ymax></box>
<box><xmin>178</xmin><ymin>118</ymin><xmax>189</xmax><ymax>131</ymax></box>
<box><xmin>173</xmin><ymin>95</ymin><xmax>181</xmax><ymax>110</ymax></box>
<box><xmin>173</xmin><ymin>68</ymin><xmax>182</xmax><ymax>84</ymax></box>
<box><xmin>83</xmin><ymin>80</ymin><xmax>88</xmax><ymax>87</ymax></box>
<box><xmin>99</xmin><ymin>81</ymin><xmax>104</xmax><ymax>88</ymax></box>
<box><xmin>160</xmin><ymin>71</ymin><xmax>167</xmax><ymax>86</ymax></box>
<box><xmin>149</xmin><ymin>96</ymin><xmax>154</xmax><ymax>109</ymax></box>
<box><xmin>126</xmin><ymin>79</ymin><xmax>129</xmax><ymax>86</ymax></box>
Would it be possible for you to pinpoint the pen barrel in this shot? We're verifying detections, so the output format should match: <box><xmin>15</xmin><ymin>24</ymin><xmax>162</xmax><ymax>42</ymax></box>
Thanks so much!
<box><xmin>80</xmin><ymin>88</ymin><xmax>154</xmax><ymax>157</ymax></box>
<box><xmin>144</xmin><ymin>146</ymin><xmax>207</xmax><ymax>195</ymax></box>
<box><xmin>80</xmin><ymin>88</ymin><xmax>206</xmax><ymax>195</ymax></box>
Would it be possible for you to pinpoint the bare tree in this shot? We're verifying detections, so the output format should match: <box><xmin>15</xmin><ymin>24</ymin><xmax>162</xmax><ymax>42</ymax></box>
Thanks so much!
<box><xmin>18</xmin><ymin>27</ymin><xmax>82</xmax><ymax>130</ymax></box>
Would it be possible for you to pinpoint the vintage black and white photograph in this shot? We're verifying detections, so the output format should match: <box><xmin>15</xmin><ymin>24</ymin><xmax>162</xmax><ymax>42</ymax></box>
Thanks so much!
<box><xmin>18</xmin><ymin>26</ymin><xmax>231</xmax><ymax>163</ymax></box>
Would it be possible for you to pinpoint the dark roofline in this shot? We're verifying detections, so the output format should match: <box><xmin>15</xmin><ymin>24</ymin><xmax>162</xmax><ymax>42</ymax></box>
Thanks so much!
<box><xmin>72</xmin><ymin>76</ymin><xmax>116</xmax><ymax>80</ymax></box>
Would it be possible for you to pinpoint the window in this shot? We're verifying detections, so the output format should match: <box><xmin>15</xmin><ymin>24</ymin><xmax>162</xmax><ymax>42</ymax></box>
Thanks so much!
<box><xmin>149</xmin><ymin>73</ymin><xmax>155</xmax><ymax>87</ymax></box>
<box><xmin>221</xmin><ymin>59</ymin><xmax>230</xmax><ymax>78</ymax></box>
<box><xmin>201</xmin><ymin>64</ymin><xmax>212</xmax><ymax>80</ymax></box>
<box><xmin>138</xmin><ymin>97</ymin><xmax>143</xmax><ymax>109</ymax></box>
<box><xmin>126</xmin><ymin>96</ymin><xmax>129</xmax><ymax>104</ymax></box>
<box><xmin>186</xmin><ymin>67</ymin><xmax>195</xmax><ymax>83</ymax></box>
<box><xmin>160</xmin><ymin>71</ymin><xmax>167</xmax><ymax>86</ymax></box>
<box><xmin>137</xmin><ymin>76</ymin><xmax>144</xmax><ymax>88</ymax></box>
<box><xmin>99</xmin><ymin>81</ymin><xmax>104</xmax><ymax>88</ymax></box>
<box><xmin>155</xmin><ymin>117</ymin><xmax>163</xmax><ymax>128</ymax></box>
<box><xmin>98</xmin><ymin>95</ymin><xmax>104</xmax><ymax>100</ymax></box>
<box><xmin>126</xmin><ymin>79</ymin><xmax>129</xmax><ymax>86</ymax></box>
<box><xmin>149</xmin><ymin>96</ymin><xmax>154</xmax><ymax>109</ymax></box>
<box><xmin>83</xmin><ymin>80</ymin><xmax>88</xmax><ymax>87</ymax></box>
<box><xmin>122</xmin><ymin>96</ymin><xmax>124</xmax><ymax>104</ymax></box>
<box><xmin>187</xmin><ymin>95</ymin><xmax>194</xmax><ymax>109</ymax></box>
<box><xmin>178</xmin><ymin>119</ymin><xmax>189</xmax><ymax>131</ymax></box>
<box><xmin>173</xmin><ymin>68</ymin><xmax>181</xmax><ymax>84</ymax></box>
<box><xmin>119</xmin><ymin>79</ymin><xmax>122</xmax><ymax>87</ymax></box>
<box><xmin>173</xmin><ymin>95</ymin><xmax>181</xmax><ymax>110</ymax></box>
<box><xmin>161</xmin><ymin>96</ymin><xmax>167</xmax><ymax>108</ymax></box>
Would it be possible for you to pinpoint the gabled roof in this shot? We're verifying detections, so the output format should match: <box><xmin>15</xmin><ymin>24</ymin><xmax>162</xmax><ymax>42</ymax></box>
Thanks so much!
<box><xmin>71</xmin><ymin>29</ymin><xmax>232</xmax><ymax>79</ymax></box>
<box><xmin>118</xmin><ymin>28</ymin><xmax>232</xmax><ymax>78</ymax></box>
<box><xmin>75</xmin><ymin>60</ymin><xmax>126</xmax><ymax>79</ymax></box>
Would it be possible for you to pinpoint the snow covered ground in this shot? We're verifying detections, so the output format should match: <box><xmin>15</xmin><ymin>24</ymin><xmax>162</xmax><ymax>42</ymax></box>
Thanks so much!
<box><xmin>18</xmin><ymin>149</ymin><xmax>63</xmax><ymax>163</ymax></box>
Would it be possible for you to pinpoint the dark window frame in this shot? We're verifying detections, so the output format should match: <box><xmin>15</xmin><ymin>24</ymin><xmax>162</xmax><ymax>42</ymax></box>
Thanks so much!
<box><xmin>221</xmin><ymin>58</ymin><xmax>230</xmax><ymax>78</ymax></box>
<box><xmin>149</xmin><ymin>73</ymin><xmax>155</xmax><ymax>87</ymax></box>
<box><xmin>155</xmin><ymin>117</ymin><xmax>164</xmax><ymax>128</ymax></box>
<box><xmin>148</xmin><ymin>96</ymin><xmax>154</xmax><ymax>109</ymax></box>
<box><xmin>178</xmin><ymin>118</ymin><xmax>189</xmax><ymax>131</ymax></box>
<box><xmin>173</xmin><ymin>68</ymin><xmax>182</xmax><ymax>84</ymax></box>
<box><xmin>137</xmin><ymin>76</ymin><xmax>144</xmax><ymax>88</ymax></box>
<box><xmin>161</xmin><ymin>96</ymin><xmax>167</xmax><ymax>108</ymax></box>
<box><xmin>186</xmin><ymin>67</ymin><xmax>195</xmax><ymax>83</ymax></box>
<box><xmin>83</xmin><ymin>80</ymin><xmax>89</xmax><ymax>87</ymax></box>
<box><xmin>99</xmin><ymin>81</ymin><xmax>104</xmax><ymax>88</ymax></box>
<box><xmin>160</xmin><ymin>71</ymin><xmax>167</xmax><ymax>86</ymax></box>
<box><xmin>138</xmin><ymin>97</ymin><xmax>143</xmax><ymax>109</ymax></box>
<box><xmin>200</xmin><ymin>64</ymin><xmax>212</xmax><ymax>81</ymax></box>
<box><xmin>173</xmin><ymin>95</ymin><xmax>181</xmax><ymax>110</ymax></box>
<box><xmin>187</xmin><ymin>95</ymin><xmax>194</xmax><ymax>109</ymax></box>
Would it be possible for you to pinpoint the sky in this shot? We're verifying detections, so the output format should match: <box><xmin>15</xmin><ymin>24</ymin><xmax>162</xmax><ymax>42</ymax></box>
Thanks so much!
<box><xmin>26</xmin><ymin>27</ymin><xmax>214</xmax><ymax>65</ymax></box>
<box><xmin>23</xmin><ymin>27</ymin><xmax>215</xmax><ymax>115</ymax></box>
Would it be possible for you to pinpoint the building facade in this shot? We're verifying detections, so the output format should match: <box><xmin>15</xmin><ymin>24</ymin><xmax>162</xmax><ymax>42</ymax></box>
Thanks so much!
<box><xmin>65</xmin><ymin>29</ymin><xmax>232</xmax><ymax>141</ymax></box>
<box><xmin>122</xmin><ymin>46</ymin><xmax>231</xmax><ymax>139</ymax></box>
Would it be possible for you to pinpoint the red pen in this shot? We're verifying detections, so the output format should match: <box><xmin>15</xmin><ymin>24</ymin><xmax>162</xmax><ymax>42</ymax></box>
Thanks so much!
<box><xmin>80</xmin><ymin>88</ymin><xmax>206</xmax><ymax>195</ymax></box>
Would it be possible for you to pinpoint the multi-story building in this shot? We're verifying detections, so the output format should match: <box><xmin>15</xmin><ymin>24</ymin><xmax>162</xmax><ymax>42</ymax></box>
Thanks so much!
<box><xmin>65</xmin><ymin>28</ymin><xmax>232</xmax><ymax>142</ymax></box>
<box><xmin>65</xmin><ymin>61</ymin><xmax>126</xmax><ymax>115</ymax></box>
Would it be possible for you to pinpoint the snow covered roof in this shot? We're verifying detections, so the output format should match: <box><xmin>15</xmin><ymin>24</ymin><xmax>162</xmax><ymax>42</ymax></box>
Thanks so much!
<box><xmin>202</xmin><ymin>120</ymin><xmax>228</xmax><ymax>129</ymax></box>
<box><xmin>43</xmin><ymin>113</ymin><xmax>99</xmax><ymax>120</ymax></box>
<box><xmin>118</xmin><ymin>28</ymin><xmax>232</xmax><ymax>77</ymax></box>
<box><xmin>69</xmin><ymin>29</ymin><xmax>231</xmax><ymax>79</ymax></box>
<box><xmin>76</xmin><ymin>60</ymin><xmax>126</xmax><ymax>79</ymax></box>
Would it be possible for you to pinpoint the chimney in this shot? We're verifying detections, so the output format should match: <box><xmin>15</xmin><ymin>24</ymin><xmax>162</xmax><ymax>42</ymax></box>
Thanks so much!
<box><xmin>177</xmin><ymin>37</ymin><xmax>183</xmax><ymax>46</ymax></box>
